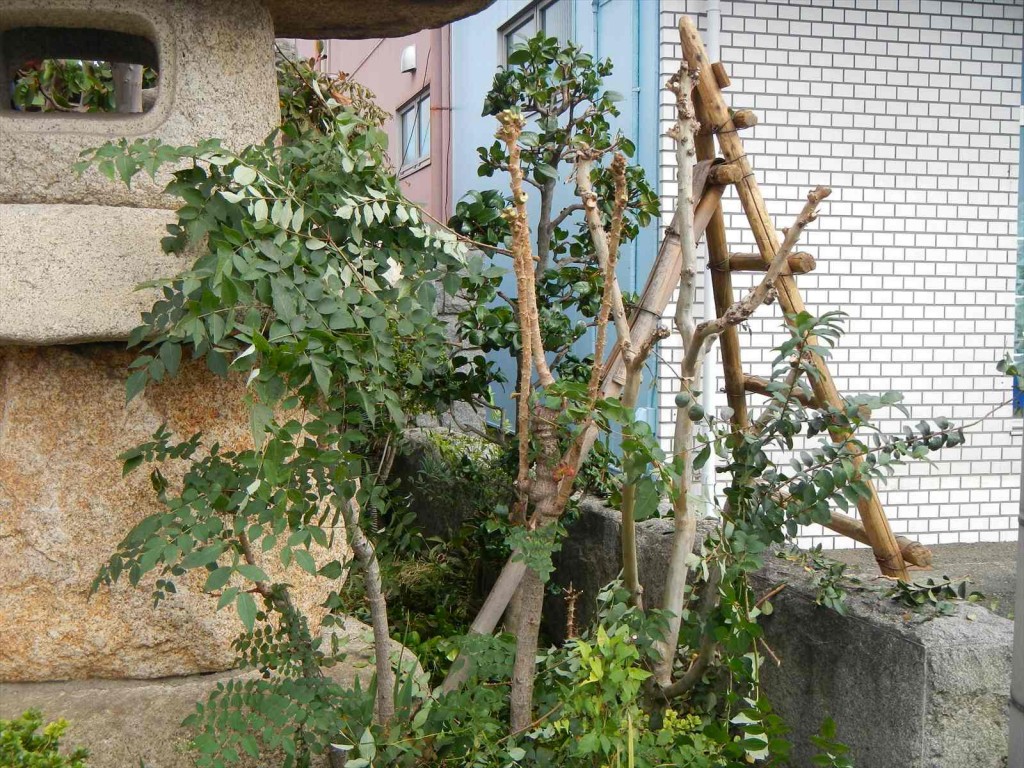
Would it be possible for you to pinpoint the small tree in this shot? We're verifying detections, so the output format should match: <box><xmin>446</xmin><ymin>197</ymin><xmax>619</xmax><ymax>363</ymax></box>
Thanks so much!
<box><xmin>448</xmin><ymin>33</ymin><xmax>960</xmax><ymax>753</ymax></box>
<box><xmin>85</xmin><ymin>57</ymin><xmax>485</xmax><ymax>766</ymax></box>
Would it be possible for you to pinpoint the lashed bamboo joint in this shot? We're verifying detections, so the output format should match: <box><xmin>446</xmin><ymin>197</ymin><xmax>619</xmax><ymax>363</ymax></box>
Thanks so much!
<box><xmin>699</xmin><ymin>108</ymin><xmax>757</xmax><ymax>135</ymax></box>
<box><xmin>707</xmin><ymin>163</ymin><xmax>744</xmax><ymax>185</ymax></box>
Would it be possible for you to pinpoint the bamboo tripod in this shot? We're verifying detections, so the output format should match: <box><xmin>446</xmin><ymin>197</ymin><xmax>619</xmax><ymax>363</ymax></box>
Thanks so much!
<box><xmin>606</xmin><ymin>19</ymin><xmax>929</xmax><ymax>578</ymax></box>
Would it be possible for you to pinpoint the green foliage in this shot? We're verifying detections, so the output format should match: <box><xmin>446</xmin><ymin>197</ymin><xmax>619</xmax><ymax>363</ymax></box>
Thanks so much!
<box><xmin>886</xmin><ymin>576</ymin><xmax>984</xmax><ymax>617</ymax></box>
<box><xmin>341</xmin><ymin>431</ymin><xmax>515</xmax><ymax>683</ymax></box>
<box><xmin>593</xmin><ymin>311</ymin><xmax>958</xmax><ymax>762</ymax></box>
<box><xmin>449</xmin><ymin>33</ymin><xmax>659</xmax><ymax>382</ymax></box>
<box><xmin>780</xmin><ymin>546</ymin><xmax>851</xmax><ymax>615</ymax></box>
<box><xmin>83</xmin><ymin>56</ymin><xmax>486</xmax><ymax>768</ymax></box>
<box><xmin>276</xmin><ymin>47</ymin><xmax>389</xmax><ymax>139</ymax></box>
<box><xmin>810</xmin><ymin>718</ymin><xmax>854</xmax><ymax>768</ymax></box>
<box><xmin>11</xmin><ymin>59</ymin><xmax>156</xmax><ymax>112</ymax></box>
<box><xmin>525</xmin><ymin>584</ymin><xmax>781</xmax><ymax>768</ymax></box>
<box><xmin>0</xmin><ymin>710</ymin><xmax>89</xmax><ymax>768</ymax></box>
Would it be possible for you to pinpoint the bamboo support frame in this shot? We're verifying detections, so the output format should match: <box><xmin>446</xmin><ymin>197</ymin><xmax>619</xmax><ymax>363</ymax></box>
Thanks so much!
<box><xmin>699</xmin><ymin>108</ymin><xmax>756</xmax><ymax>135</ymax></box>
<box><xmin>678</xmin><ymin>16</ymin><xmax>909</xmax><ymax>579</ymax></box>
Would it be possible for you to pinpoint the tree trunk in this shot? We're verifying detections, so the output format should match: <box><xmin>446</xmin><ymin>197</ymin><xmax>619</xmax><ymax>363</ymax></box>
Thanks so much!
<box><xmin>112</xmin><ymin>63</ymin><xmax>143</xmax><ymax>114</ymax></box>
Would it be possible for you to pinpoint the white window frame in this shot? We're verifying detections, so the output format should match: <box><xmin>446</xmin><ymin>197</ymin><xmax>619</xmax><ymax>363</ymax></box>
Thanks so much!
<box><xmin>398</xmin><ymin>88</ymin><xmax>430</xmax><ymax>174</ymax></box>
<box><xmin>498</xmin><ymin>0</ymin><xmax>573</xmax><ymax>65</ymax></box>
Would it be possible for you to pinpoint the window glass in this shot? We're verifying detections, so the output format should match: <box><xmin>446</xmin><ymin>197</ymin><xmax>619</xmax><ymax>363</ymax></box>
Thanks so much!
<box><xmin>504</xmin><ymin>16</ymin><xmax>537</xmax><ymax>61</ymax></box>
<box><xmin>418</xmin><ymin>94</ymin><xmax>430</xmax><ymax>160</ymax></box>
<box><xmin>400</xmin><ymin>91</ymin><xmax>430</xmax><ymax>168</ymax></box>
<box><xmin>502</xmin><ymin>1</ymin><xmax>572</xmax><ymax>63</ymax></box>
<box><xmin>541</xmin><ymin>0</ymin><xmax>572</xmax><ymax>43</ymax></box>
<box><xmin>400</xmin><ymin>103</ymin><xmax>417</xmax><ymax>165</ymax></box>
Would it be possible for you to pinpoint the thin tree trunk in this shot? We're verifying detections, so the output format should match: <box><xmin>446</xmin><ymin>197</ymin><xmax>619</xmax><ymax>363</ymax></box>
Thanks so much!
<box><xmin>508</xmin><ymin>408</ymin><xmax>562</xmax><ymax>731</ymax></box>
<box><xmin>654</xmin><ymin>61</ymin><xmax>702</xmax><ymax>686</ymax></box>
<box><xmin>341</xmin><ymin>495</ymin><xmax>395</xmax><ymax>726</ymax></box>
<box><xmin>112</xmin><ymin>63</ymin><xmax>143</xmax><ymax>113</ymax></box>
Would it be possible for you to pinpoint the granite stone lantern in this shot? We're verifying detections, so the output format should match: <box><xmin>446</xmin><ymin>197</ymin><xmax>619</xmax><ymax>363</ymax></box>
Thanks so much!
<box><xmin>0</xmin><ymin>0</ymin><xmax>490</xmax><ymax>763</ymax></box>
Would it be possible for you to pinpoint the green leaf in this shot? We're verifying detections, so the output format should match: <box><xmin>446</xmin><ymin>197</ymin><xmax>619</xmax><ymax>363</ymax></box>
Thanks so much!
<box><xmin>125</xmin><ymin>369</ymin><xmax>148</xmax><ymax>403</ymax></box>
<box><xmin>293</xmin><ymin>548</ymin><xmax>317</xmax><ymax>575</ymax></box>
<box><xmin>203</xmin><ymin>567</ymin><xmax>233</xmax><ymax>592</ymax></box>
<box><xmin>249</xmin><ymin>403</ymin><xmax>274</xmax><ymax>448</ymax></box>
<box><xmin>181</xmin><ymin>545</ymin><xmax>224</xmax><ymax>570</ymax></box>
<box><xmin>236</xmin><ymin>564</ymin><xmax>269</xmax><ymax>582</ymax></box>
<box><xmin>159</xmin><ymin>342</ymin><xmax>182</xmax><ymax>377</ymax></box>
<box><xmin>232</xmin><ymin>165</ymin><xmax>257</xmax><ymax>186</ymax></box>
<box><xmin>318</xmin><ymin>560</ymin><xmax>344</xmax><ymax>579</ymax></box>
<box><xmin>236</xmin><ymin>591</ymin><xmax>257</xmax><ymax>632</ymax></box>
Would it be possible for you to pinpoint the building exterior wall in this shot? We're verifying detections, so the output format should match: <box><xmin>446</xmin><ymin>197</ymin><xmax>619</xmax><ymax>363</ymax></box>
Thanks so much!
<box><xmin>295</xmin><ymin>30</ymin><xmax>453</xmax><ymax>222</ymax></box>
<box><xmin>658</xmin><ymin>0</ymin><xmax>1022</xmax><ymax>547</ymax></box>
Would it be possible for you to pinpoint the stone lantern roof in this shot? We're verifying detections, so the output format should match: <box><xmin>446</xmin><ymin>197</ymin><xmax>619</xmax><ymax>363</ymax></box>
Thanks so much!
<box><xmin>268</xmin><ymin>0</ymin><xmax>495</xmax><ymax>39</ymax></box>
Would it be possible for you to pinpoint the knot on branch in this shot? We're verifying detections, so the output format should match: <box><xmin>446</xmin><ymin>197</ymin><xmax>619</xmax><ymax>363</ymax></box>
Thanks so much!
<box><xmin>610</xmin><ymin>152</ymin><xmax>626</xmax><ymax>176</ymax></box>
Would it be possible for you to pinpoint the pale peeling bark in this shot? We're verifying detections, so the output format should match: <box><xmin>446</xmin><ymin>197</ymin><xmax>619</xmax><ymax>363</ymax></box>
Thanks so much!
<box><xmin>654</xmin><ymin>62</ymin><xmax>703</xmax><ymax>686</ymax></box>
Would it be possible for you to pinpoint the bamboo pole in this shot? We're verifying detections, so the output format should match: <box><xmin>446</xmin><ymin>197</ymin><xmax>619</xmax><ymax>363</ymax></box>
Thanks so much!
<box><xmin>678</xmin><ymin>16</ymin><xmax>907</xmax><ymax>579</ymax></box>
<box><xmin>826</xmin><ymin>510</ymin><xmax>932</xmax><ymax>568</ymax></box>
<box><xmin>603</xmin><ymin>160</ymin><xmax>720</xmax><ymax>391</ymax></box>
<box><xmin>694</xmin><ymin>101</ymin><xmax>748</xmax><ymax>429</ymax></box>
<box><xmin>726</xmin><ymin>252</ymin><xmax>815</xmax><ymax>274</ymax></box>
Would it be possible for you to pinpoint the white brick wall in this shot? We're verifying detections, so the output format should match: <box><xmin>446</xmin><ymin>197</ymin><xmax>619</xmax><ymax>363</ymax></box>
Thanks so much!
<box><xmin>657</xmin><ymin>0</ymin><xmax>1022</xmax><ymax>547</ymax></box>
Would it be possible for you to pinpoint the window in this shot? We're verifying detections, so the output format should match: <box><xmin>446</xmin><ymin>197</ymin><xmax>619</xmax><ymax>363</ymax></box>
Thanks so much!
<box><xmin>500</xmin><ymin>0</ymin><xmax>572</xmax><ymax>63</ymax></box>
<box><xmin>399</xmin><ymin>90</ymin><xmax>430</xmax><ymax>170</ymax></box>
<box><xmin>2</xmin><ymin>26</ymin><xmax>159</xmax><ymax>115</ymax></box>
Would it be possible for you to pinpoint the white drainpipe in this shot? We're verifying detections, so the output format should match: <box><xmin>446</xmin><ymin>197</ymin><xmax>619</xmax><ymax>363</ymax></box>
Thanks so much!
<box><xmin>701</xmin><ymin>0</ymin><xmax>721</xmax><ymax>517</ymax></box>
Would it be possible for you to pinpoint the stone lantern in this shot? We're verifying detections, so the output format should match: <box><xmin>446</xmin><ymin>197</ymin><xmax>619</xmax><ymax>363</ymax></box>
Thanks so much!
<box><xmin>0</xmin><ymin>0</ymin><xmax>490</xmax><ymax>763</ymax></box>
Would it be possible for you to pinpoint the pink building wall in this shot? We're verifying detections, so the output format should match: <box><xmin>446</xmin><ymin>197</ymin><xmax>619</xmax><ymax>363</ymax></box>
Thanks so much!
<box><xmin>294</xmin><ymin>30</ymin><xmax>453</xmax><ymax>223</ymax></box>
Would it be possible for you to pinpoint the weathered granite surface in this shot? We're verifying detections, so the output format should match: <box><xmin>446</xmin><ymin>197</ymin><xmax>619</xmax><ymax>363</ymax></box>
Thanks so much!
<box><xmin>0</xmin><ymin>345</ymin><xmax>348</xmax><ymax>682</ymax></box>
<box><xmin>267</xmin><ymin>0</ymin><xmax>495</xmax><ymax>39</ymax></box>
<box><xmin>751</xmin><ymin>554</ymin><xmax>1012</xmax><ymax>768</ymax></box>
<box><xmin>0</xmin><ymin>204</ymin><xmax>192</xmax><ymax>344</ymax></box>
<box><xmin>0</xmin><ymin>0</ymin><xmax>279</xmax><ymax>210</ymax></box>
<box><xmin>0</xmin><ymin>619</ymin><xmax>419</xmax><ymax>768</ymax></box>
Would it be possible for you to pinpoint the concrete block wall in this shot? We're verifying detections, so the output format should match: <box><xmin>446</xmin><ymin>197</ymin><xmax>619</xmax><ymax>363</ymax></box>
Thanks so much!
<box><xmin>656</xmin><ymin>0</ymin><xmax>1022</xmax><ymax>547</ymax></box>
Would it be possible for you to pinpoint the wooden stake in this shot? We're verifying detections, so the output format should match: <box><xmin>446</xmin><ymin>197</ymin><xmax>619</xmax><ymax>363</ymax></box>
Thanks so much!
<box><xmin>699</xmin><ymin>108</ymin><xmax>757</xmax><ymax>135</ymax></box>
<box><xmin>679</xmin><ymin>16</ymin><xmax>907</xmax><ymax>579</ymax></box>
